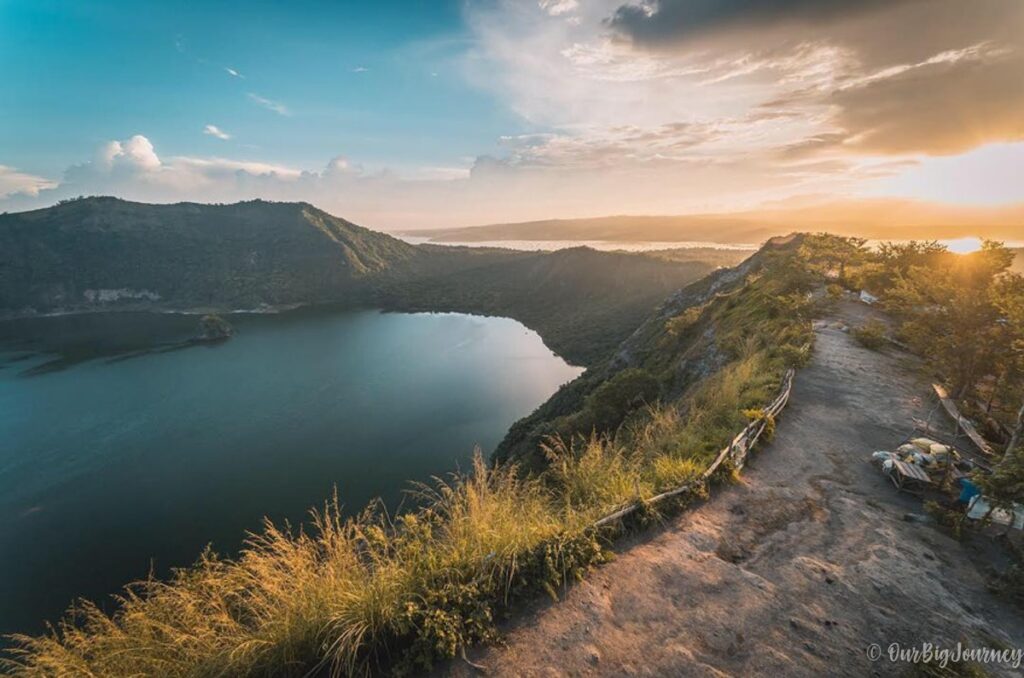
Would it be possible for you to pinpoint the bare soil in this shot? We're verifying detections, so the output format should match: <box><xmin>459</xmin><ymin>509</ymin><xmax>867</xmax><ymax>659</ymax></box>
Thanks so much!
<box><xmin>445</xmin><ymin>299</ymin><xmax>1024</xmax><ymax>677</ymax></box>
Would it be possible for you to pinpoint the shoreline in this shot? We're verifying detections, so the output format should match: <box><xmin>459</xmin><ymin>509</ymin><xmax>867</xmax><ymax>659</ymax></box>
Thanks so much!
<box><xmin>0</xmin><ymin>302</ymin><xmax>311</xmax><ymax>323</ymax></box>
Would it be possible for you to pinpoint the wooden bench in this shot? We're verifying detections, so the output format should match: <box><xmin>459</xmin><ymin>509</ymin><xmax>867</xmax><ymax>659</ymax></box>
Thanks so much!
<box><xmin>932</xmin><ymin>384</ymin><xmax>995</xmax><ymax>457</ymax></box>
<box><xmin>889</xmin><ymin>460</ymin><xmax>933</xmax><ymax>494</ymax></box>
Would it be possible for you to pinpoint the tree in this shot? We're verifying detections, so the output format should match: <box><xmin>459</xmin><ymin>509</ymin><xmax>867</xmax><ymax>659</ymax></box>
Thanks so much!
<box><xmin>992</xmin><ymin>272</ymin><xmax>1024</xmax><ymax>455</ymax></box>
<box><xmin>799</xmin><ymin>234</ymin><xmax>868</xmax><ymax>286</ymax></box>
<box><xmin>885</xmin><ymin>241</ymin><xmax>1014</xmax><ymax>398</ymax></box>
<box><xmin>860</xmin><ymin>240</ymin><xmax>947</xmax><ymax>293</ymax></box>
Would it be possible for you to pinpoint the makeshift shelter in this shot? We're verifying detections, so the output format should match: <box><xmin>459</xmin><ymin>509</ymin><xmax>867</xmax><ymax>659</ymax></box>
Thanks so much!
<box><xmin>966</xmin><ymin>496</ymin><xmax>1024</xmax><ymax>531</ymax></box>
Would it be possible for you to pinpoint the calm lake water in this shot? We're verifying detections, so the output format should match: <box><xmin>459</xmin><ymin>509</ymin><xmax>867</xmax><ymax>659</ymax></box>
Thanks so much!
<box><xmin>0</xmin><ymin>308</ymin><xmax>581</xmax><ymax>636</ymax></box>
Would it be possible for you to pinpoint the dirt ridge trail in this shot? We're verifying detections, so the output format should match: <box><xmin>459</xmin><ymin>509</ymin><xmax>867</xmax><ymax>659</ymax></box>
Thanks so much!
<box><xmin>446</xmin><ymin>300</ymin><xmax>1024</xmax><ymax>677</ymax></box>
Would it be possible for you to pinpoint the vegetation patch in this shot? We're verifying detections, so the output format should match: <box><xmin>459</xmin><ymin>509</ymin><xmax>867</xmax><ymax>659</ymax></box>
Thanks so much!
<box><xmin>853</xmin><ymin>320</ymin><xmax>888</xmax><ymax>351</ymax></box>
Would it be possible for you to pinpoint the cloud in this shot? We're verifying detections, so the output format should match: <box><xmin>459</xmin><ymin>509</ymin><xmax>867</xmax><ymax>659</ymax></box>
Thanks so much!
<box><xmin>96</xmin><ymin>135</ymin><xmax>162</xmax><ymax>172</ymax></box>
<box><xmin>247</xmin><ymin>93</ymin><xmax>290</xmax><ymax>116</ymax></box>
<box><xmin>461</xmin><ymin>0</ymin><xmax>1024</xmax><ymax>184</ymax></box>
<box><xmin>56</xmin><ymin>135</ymin><xmax>303</xmax><ymax>199</ymax></box>
<box><xmin>830</xmin><ymin>43</ymin><xmax>1024</xmax><ymax>155</ymax></box>
<box><xmin>4</xmin><ymin>131</ymin><xmax>1023</xmax><ymax>235</ymax></box>
<box><xmin>0</xmin><ymin>165</ymin><xmax>57</xmax><ymax>199</ymax></box>
<box><xmin>539</xmin><ymin>0</ymin><xmax>579</xmax><ymax>16</ymax></box>
<box><xmin>602</xmin><ymin>0</ymin><xmax>1024</xmax><ymax>156</ymax></box>
<box><xmin>351</xmin><ymin>66</ymin><xmax>369</xmax><ymax>73</ymax></box>
<box><xmin>607</xmin><ymin>0</ymin><xmax>914</xmax><ymax>46</ymax></box>
<box><xmin>225</xmin><ymin>67</ymin><xmax>244</xmax><ymax>78</ymax></box>
<box><xmin>203</xmin><ymin>124</ymin><xmax>232</xmax><ymax>140</ymax></box>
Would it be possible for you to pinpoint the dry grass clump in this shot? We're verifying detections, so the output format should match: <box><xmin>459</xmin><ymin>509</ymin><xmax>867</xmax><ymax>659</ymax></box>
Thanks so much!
<box><xmin>3</xmin><ymin>456</ymin><xmax>578</xmax><ymax>677</ymax></box>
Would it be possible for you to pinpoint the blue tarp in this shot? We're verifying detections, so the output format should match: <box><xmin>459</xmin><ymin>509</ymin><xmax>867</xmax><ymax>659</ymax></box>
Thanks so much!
<box><xmin>957</xmin><ymin>478</ymin><xmax>980</xmax><ymax>504</ymax></box>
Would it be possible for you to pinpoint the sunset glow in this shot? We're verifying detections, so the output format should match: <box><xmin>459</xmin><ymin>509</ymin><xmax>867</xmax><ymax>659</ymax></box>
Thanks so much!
<box><xmin>1</xmin><ymin>0</ymin><xmax>1022</xmax><ymax>235</ymax></box>
<box><xmin>945</xmin><ymin>237</ymin><xmax>985</xmax><ymax>254</ymax></box>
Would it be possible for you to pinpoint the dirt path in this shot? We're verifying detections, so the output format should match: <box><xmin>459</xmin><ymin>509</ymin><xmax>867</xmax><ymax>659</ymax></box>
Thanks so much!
<box><xmin>447</xmin><ymin>300</ymin><xmax>1024</xmax><ymax>677</ymax></box>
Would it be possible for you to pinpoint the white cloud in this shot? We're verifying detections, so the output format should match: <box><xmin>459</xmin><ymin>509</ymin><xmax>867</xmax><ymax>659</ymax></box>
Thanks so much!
<box><xmin>0</xmin><ymin>165</ymin><xmax>57</xmax><ymax>199</ymax></box>
<box><xmin>539</xmin><ymin>0</ymin><xmax>579</xmax><ymax>16</ymax></box>
<box><xmin>0</xmin><ymin>131</ymin><xmax>853</xmax><ymax>229</ymax></box>
<box><xmin>96</xmin><ymin>135</ymin><xmax>162</xmax><ymax>172</ymax></box>
<box><xmin>247</xmin><ymin>93</ymin><xmax>290</xmax><ymax>116</ymax></box>
<box><xmin>352</xmin><ymin>66</ymin><xmax>369</xmax><ymax>73</ymax></box>
<box><xmin>56</xmin><ymin>135</ymin><xmax>303</xmax><ymax>198</ymax></box>
<box><xmin>225</xmin><ymin>67</ymin><xmax>244</xmax><ymax>78</ymax></box>
<box><xmin>203</xmin><ymin>124</ymin><xmax>232</xmax><ymax>140</ymax></box>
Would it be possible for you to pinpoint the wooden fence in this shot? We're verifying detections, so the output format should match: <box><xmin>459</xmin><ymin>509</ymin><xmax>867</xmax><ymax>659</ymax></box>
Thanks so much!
<box><xmin>593</xmin><ymin>368</ymin><xmax>796</xmax><ymax>528</ymax></box>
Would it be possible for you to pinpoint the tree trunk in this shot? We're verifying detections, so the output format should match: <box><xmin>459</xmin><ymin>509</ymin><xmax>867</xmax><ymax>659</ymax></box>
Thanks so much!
<box><xmin>986</xmin><ymin>369</ymin><xmax>1004</xmax><ymax>413</ymax></box>
<box><xmin>1007</xmin><ymin>399</ymin><xmax>1024</xmax><ymax>458</ymax></box>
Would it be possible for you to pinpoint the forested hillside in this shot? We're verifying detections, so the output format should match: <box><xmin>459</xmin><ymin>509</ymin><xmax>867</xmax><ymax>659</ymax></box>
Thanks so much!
<box><xmin>0</xmin><ymin>198</ymin><xmax>726</xmax><ymax>364</ymax></box>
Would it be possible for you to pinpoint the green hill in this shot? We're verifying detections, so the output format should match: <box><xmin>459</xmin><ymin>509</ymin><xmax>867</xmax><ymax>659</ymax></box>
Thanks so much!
<box><xmin>0</xmin><ymin>197</ymin><xmax>420</xmax><ymax>313</ymax></box>
<box><xmin>376</xmin><ymin>245</ymin><xmax>725</xmax><ymax>363</ymax></box>
<box><xmin>0</xmin><ymin>197</ymin><xmax>728</xmax><ymax>364</ymax></box>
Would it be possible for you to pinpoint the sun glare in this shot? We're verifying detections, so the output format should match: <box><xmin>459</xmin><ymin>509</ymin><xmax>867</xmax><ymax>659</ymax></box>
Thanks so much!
<box><xmin>944</xmin><ymin>237</ymin><xmax>983</xmax><ymax>254</ymax></box>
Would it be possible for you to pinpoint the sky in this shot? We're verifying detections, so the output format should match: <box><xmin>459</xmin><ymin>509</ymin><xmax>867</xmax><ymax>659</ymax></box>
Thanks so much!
<box><xmin>1</xmin><ymin>0</ymin><xmax>1023</xmax><ymax>232</ymax></box>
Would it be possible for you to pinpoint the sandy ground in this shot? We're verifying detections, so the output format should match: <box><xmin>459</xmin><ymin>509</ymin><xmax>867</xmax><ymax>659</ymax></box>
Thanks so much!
<box><xmin>445</xmin><ymin>299</ymin><xmax>1024</xmax><ymax>677</ymax></box>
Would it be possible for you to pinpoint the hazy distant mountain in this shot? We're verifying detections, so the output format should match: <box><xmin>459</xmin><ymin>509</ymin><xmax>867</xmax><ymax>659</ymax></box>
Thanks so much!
<box><xmin>407</xmin><ymin>198</ymin><xmax>1024</xmax><ymax>245</ymax></box>
<box><xmin>0</xmin><ymin>197</ymin><xmax>724</xmax><ymax>364</ymax></box>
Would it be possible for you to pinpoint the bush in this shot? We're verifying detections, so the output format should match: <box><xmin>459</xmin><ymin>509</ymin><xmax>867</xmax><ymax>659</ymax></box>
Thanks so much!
<box><xmin>582</xmin><ymin>368</ymin><xmax>660</xmax><ymax>431</ymax></box>
<box><xmin>853</xmin><ymin>320</ymin><xmax>888</xmax><ymax>350</ymax></box>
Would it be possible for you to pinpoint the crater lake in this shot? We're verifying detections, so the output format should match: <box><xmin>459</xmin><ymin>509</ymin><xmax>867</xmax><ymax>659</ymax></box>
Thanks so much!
<box><xmin>0</xmin><ymin>307</ymin><xmax>582</xmax><ymax>636</ymax></box>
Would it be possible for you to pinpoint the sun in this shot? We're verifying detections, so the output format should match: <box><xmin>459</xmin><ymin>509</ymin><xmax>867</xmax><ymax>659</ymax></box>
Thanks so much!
<box><xmin>944</xmin><ymin>237</ymin><xmax>983</xmax><ymax>254</ymax></box>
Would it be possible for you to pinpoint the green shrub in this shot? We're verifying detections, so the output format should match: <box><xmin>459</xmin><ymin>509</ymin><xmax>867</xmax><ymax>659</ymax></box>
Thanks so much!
<box><xmin>582</xmin><ymin>368</ymin><xmax>660</xmax><ymax>431</ymax></box>
<box><xmin>853</xmin><ymin>320</ymin><xmax>888</xmax><ymax>350</ymax></box>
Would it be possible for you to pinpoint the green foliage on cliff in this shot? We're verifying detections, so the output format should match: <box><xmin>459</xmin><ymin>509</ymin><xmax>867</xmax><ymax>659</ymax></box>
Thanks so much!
<box><xmin>495</xmin><ymin>234</ymin><xmax>818</xmax><ymax>468</ymax></box>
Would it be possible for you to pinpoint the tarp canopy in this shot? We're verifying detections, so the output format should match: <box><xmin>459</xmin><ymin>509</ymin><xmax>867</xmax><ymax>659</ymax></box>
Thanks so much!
<box><xmin>967</xmin><ymin>495</ymin><xmax>1024</xmax><ymax>530</ymax></box>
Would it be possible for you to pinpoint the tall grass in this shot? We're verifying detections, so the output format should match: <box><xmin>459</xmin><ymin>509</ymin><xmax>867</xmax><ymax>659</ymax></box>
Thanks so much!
<box><xmin>3</xmin><ymin>457</ymin><xmax>581</xmax><ymax>677</ymax></box>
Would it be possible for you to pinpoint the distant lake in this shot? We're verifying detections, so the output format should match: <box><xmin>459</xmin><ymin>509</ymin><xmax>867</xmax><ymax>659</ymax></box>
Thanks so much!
<box><xmin>398</xmin><ymin>235</ymin><xmax>759</xmax><ymax>252</ymax></box>
<box><xmin>0</xmin><ymin>308</ymin><xmax>582</xmax><ymax>636</ymax></box>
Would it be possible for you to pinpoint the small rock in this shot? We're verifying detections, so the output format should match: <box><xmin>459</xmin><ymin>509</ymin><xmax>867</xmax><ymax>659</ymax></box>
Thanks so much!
<box><xmin>583</xmin><ymin>645</ymin><xmax>601</xmax><ymax>665</ymax></box>
<box><xmin>825</xmin><ymin>576</ymin><xmax>836</xmax><ymax>585</ymax></box>
<box><xmin>789</xmin><ymin>618</ymin><xmax>801</xmax><ymax>630</ymax></box>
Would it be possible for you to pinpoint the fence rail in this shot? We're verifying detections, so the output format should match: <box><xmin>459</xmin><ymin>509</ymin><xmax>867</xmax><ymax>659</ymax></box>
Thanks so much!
<box><xmin>593</xmin><ymin>368</ymin><xmax>796</xmax><ymax>529</ymax></box>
